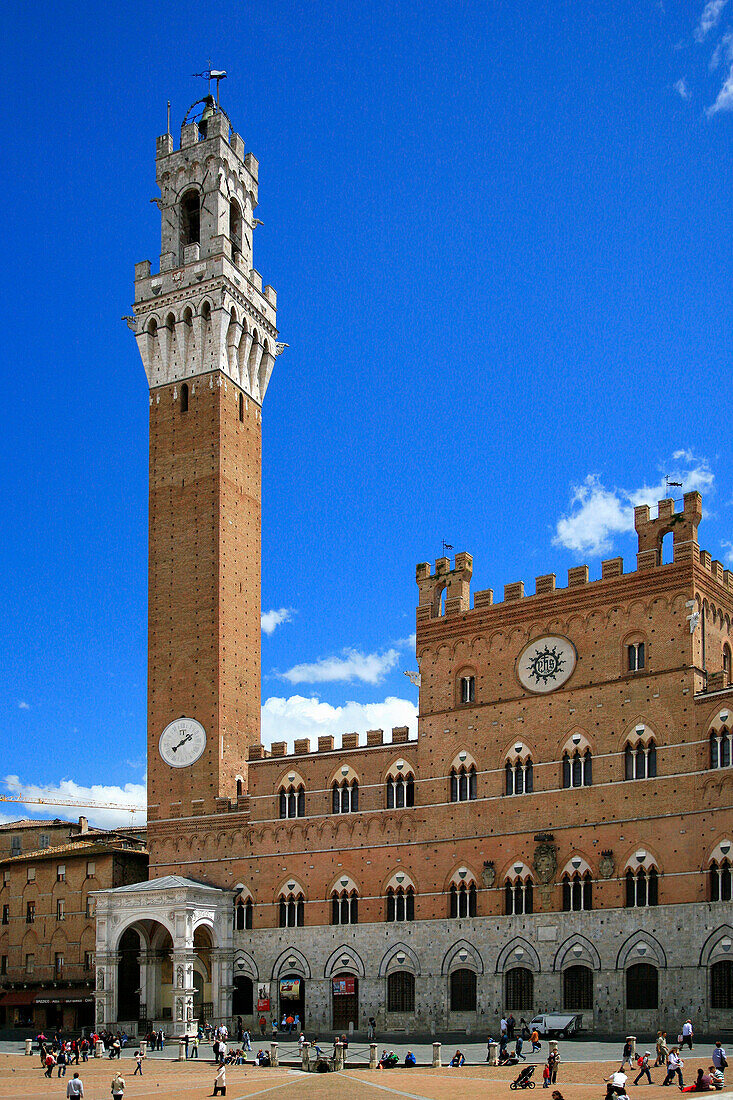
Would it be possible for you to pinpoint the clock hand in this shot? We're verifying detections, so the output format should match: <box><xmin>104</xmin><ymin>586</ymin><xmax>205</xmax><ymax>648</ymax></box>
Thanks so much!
<box><xmin>171</xmin><ymin>733</ymin><xmax>193</xmax><ymax>752</ymax></box>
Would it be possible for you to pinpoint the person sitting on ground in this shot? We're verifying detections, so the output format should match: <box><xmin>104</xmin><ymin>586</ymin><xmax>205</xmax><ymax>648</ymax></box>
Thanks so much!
<box><xmin>450</xmin><ymin>1049</ymin><xmax>465</xmax><ymax>1067</ymax></box>
<box><xmin>378</xmin><ymin>1050</ymin><xmax>398</xmax><ymax>1069</ymax></box>
<box><xmin>710</xmin><ymin>1064</ymin><xmax>725</xmax><ymax>1090</ymax></box>
<box><xmin>681</xmin><ymin>1067</ymin><xmax>715</xmax><ymax>1092</ymax></box>
<box><xmin>404</xmin><ymin>1050</ymin><xmax>416</xmax><ymax>1067</ymax></box>
<box><xmin>256</xmin><ymin>1049</ymin><xmax>270</xmax><ymax>1067</ymax></box>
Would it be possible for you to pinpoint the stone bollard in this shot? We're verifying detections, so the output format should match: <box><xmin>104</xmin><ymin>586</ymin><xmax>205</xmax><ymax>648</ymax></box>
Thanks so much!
<box><xmin>95</xmin><ymin>1040</ymin><xmax>104</xmax><ymax>1058</ymax></box>
<box><xmin>178</xmin><ymin>1039</ymin><xmax>186</xmax><ymax>1061</ymax></box>
<box><xmin>626</xmin><ymin>1035</ymin><xmax>636</xmax><ymax>1062</ymax></box>
<box><xmin>139</xmin><ymin>1040</ymin><xmax>147</xmax><ymax>1058</ymax></box>
<box><xmin>301</xmin><ymin>1042</ymin><xmax>310</xmax><ymax>1072</ymax></box>
<box><xmin>334</xmin><ymin>1041</ymin><xmax>344</xmax><ymax>1071</ymax></box>
<box><xmin>369</xmin><ymin>1042</ymin><xmax>378</xmax><ymax>1070</ymax></box>
<box><xmin>432</xmin><ymin>1041</ymin><xmax>442</xmax><ymax>1068</ymax></box>
<box><xmin>549</xmin><ymin>1038</ymin><xmax>558</xmax><ymax>1059</ymax></box>
<box><xmin>270</xmin><ymin>1042</ymin><xmax>279</xmax><ymax>1068</ymax></box>
<box><xmin>24</xmin><ymin>1038</ymin><xmax>32</xmax><ymax>1055</ymax></box>
<box><xmin>488</xmin><ymin>1041</ymin><xmax>498</xmax><ymax>1066</ymax></box>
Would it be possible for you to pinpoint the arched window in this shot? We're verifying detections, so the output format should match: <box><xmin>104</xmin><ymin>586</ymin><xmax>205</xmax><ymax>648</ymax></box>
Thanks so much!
<box><xmin>332</xmin><ymin>779</ymin><xmax>359</xmax><ymax>814</ymax></box>
<box><xmin>625</xmin><ymin>736</ymin><xmax>657</xmax><ymax>779</ymax></box>
<box><xmin>233</xmin><ymin>895</ymin><xmax>253</xmax><ymax>930</ymax></box>
<box><xmin>710</xmin><ymin>727</ymin><xmax>732</xmax><ymax>769</ymax></box>
<box><xmin>504</xmin><ymin>874</ymin><xmax>534</xmax><ymax>915</ymax></box>
<box><xmin>562</xmin><ymin>749</ymin><xmax>592</xmax><ymax>788</ymax></box>
<box><xmin>386</xmin><ymin>886</ymin><xmax>415</xmax><ymax>922</ymax></box>
<box><xmin>626</xmin><ymin>963</ymin><xmax>658</xmax><ymax>1009</ymax></box>
<box><xmin>330</xmin><ymin>889</ymin><xmax>358</xmax><ymax>925</ymax></box>
<box><xmin>449</xmin><ymin>881</ymin><xmax>477</xmax><ymax>918</ymax></box>
<box><xmin>505</xmin><ymin>756</ymin><xmax>533</xmax><ymax>795</ymax></box>
<box><xmin>505</xmin><ymin>967</ymin><xmax>533</xmax><ymax>1011</ymax></box>
<box><xmin>278</xmin><ymin>889</ymin><xmax>305</xmax><ymax>928</ymax></box>
<box><xmin>450</xmin><ymin>968</ymin><xmax>477</xmax><ymax>1012</ymax></box>
<box><xmin>386</xmin><ymin>767</ymin><xmax>414</xmax><ymax>809</ymax></box>
<box><xmin>711</xmin><ymin>960</ymin><xmax>733</xmax><ymax>1009</ymax></box>
<box><xmin>387</xmin><ymin>971</ymin><xmax>415</xmax><ymax>1012</ymax></box>
<box><xmin>450</xmin><ymin>765</ymin><xmax>477</xmax><ymax>802</ymax></box>
<box><xmin>724</xmin><ymin>645</ymin><xmax>732</xmax><ymax>686</ymax></box>
<box><xmin>278</xmin><ymin>784</ymin><xmax>305</xmax><ymax>819</ymax></box>
<box><xmin>710</xmin><ymin>858</ymin><xmax>732</xmax><ymax>901</ymax></box>
<box><xmin>229</xmin><ymin>199</ymin><xmax>242</xmax><ymax>256</ymax></box>
<box><xmin>562</xmin><ymin>871</ymin><xmax>592</xmax><ymax>911</ymax></box>
<box><xmin>238</xmin><ymin>392</ymin><xmax>244</xmax><ymax>422</ymax></box>
<box><xmin>180</xmin><ymin>190</ymin><xmax>201</xmax><ymax>247</ymax></box>
<box><xmin>236</xmin><ymin>777</ymin><xmax>243</xmax><ymax>798</ymax></box>
<box><xmin>563</xmin><ymin>965</ymin><xmax>593</xmax><ymax>1010</ymax></box>
<box><xmin>625</xmin><ymin>866</ymin><xmax>658</xmax><ymax>907</ymax></box>
<box><xmin>627</xmin><ymin>642</ymin><xmax>645</xmax><ymax>672</ymax></box>
<box><xmin>180</xmin><ymin>383</ymin><xmax>189</xmax><ymax>413</ymax></box>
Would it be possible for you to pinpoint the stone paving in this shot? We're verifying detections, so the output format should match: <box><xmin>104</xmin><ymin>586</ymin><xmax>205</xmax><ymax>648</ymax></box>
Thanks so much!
<box><xmin>1</xmin><ymin>1050</ymin><xmax>733</xmax><ymax>1100</ymax></box>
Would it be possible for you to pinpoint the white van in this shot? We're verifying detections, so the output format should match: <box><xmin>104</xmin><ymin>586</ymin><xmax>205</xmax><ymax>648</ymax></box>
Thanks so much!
<box><xmin>529</xmin><ymin>1013</ymin><xmax>582</xmax><ymax>1037</ymax></box>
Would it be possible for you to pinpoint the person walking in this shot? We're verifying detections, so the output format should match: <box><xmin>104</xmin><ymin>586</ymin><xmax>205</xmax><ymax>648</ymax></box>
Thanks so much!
<box><xmin>133</xmin><ymin>1051</ymin><xmax>143</xmax><ymax>1075</ymax></box>
<box><xmin>57</xmin><ymin>1048</ymin><xmax>68</xmax><ymax>1077</ymax></box>
<box><xmin>712</xmin><ymin>1039</ymin><xmax>727</xmax><ymax>1084</ymax></box>
<box><xmin>655</xmin><ymin>1031</ymin><xmax>668</xmax><ymax>1067</ymax></box>
<box><xmin>259</xmin><ymin>1015</ymin><xmax>266</xmax><ymax>1038</ymax></box>
<box><xmin>542</xmin><ymin>1061</ymin><xmax>551</xmax><ymax>1088</ymax></box>
<box><xmin>191</xmin><ymin>1035</ymin><xmax>199</xmax><ymax>1058</ymax></box>
<box><xmin>213</xmin><ymin>1062</ymin><xmax>226</xmax><ymax>1096</ymax></box>
<box><xmin>66</xmin><ymin>1072</ymin><xmax>84</xmax><ymax>1098</ymax></box>
<box><xmin>111</xmin><ymin>1069</ymin><xmax>125</xmax><ymax>1100</ymax></box>
<box><xmin>682</xmin><ymin>1019</ymin><xmax>694</xmax><ymax>1050</ymax></box>
<box><xmin>633</xmin><ymin>1050</ymin><xmax>653</xmax><ymax>1086</ymax></box>
<box><xmin>620</xmin><ymin>1038</ymin><xmax>633</xmax><ymax>1069</ymax></box>
<box><xmin>663</xmin><ymin>1047</ymin><xmax>684</xmax><ymax>1088</ymax></box>
<box><xmin>515</xmin><ymin>1034</ymin><xmax>526</xmax><ymax>1061</ymax></box>
<box><xmin>531</xmin><ymin>1027</ymin><xmax>541</xmax><ymax>1053</ymax></box>
<box><xmin>368</xmin><ymin>1016</ymin><xmax>376</xmax><ymax>1041</ymax></box>
<box><xmin>44</xmin><ymin>1051</ymin><xmax>56</xmax><ymax>1077</ymax></box>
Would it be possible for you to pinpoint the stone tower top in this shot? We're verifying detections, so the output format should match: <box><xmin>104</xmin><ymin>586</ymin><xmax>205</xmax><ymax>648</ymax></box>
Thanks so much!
<box><xmin>131</xmin><ymin>94</ymin><xmax>283</xmax><ymax>402</ymax></box>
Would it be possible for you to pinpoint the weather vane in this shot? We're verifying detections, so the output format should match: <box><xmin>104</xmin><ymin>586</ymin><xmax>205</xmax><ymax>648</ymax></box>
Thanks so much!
<box><xmin>192</xmin><ymin>64</ymin><xmax>228</xmax><ymax>106</ymax></box>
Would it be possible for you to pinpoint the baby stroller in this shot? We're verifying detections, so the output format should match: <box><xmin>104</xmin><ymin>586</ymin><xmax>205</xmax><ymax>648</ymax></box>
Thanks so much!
<box><xmin>510</xmin><ymin>1064</ymin><xmax>536</xmax><ymax>1089</ymax></box>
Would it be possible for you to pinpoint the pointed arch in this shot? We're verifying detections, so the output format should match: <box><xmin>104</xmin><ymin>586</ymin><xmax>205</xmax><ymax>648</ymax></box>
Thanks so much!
<box><xmin>442</xmin><ymin>938</ymin><xmax>484</xmax><ymax>975</ymax></box>
<box><xmin>553</xmin><ymin>934</ymin><xmax>602</xmax><ymax>972</ymax></box>
<box><xmin>378</xmin><ymin>941</ymin><xmax>421</xmax><ymax>977</ymax></box>
<box><xmin>496</xmin><ymin>936</ymin><xmax>541</xmax><ymax>974</ymax></box>
<box><xmin>272</xmin><ymin>947</ymin><xmax>311</xmax><ymax>979</ymax></box>
<box><xmin>616</xmin><ymin>930</ymin><xmax>667</xmax><ymax>970</ymax></box>
<box><xmin>323</xmin><ymin>944</ymin><xmax>365</xmax><ymax>978</ymax></box>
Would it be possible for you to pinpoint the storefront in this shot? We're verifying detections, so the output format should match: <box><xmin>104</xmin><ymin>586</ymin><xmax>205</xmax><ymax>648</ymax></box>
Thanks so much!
<box><xmin>278</xmin><ymin>975</ymin><xmax>305</xmax><ymax>1027</ymax></box>
<box><xmin>331</xmin><ymin>974</ymin><xmax>358</xmax><ymax>1031</ymax></box>
<box><xmin>0</xmin><ymin>989</ymin><xmax>94</xmax><ymax>1033</ymax></box>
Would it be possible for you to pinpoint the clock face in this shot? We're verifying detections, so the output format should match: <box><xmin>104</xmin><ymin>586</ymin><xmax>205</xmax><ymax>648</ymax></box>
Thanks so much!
<box><xmin>159</xmin><ymin>717</ymin><xmax>207</xmax><ymax>768</ymax></box>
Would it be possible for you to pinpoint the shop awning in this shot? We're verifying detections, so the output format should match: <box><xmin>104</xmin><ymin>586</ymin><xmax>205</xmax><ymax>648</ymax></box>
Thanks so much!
<box><xmin>0</xmin><ymin>991</ymin><xmax>37</xmax><ymax>1006</ymax></box>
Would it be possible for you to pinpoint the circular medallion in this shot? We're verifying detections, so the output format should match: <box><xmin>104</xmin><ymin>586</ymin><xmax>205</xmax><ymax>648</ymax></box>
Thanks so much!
<box><xmin>516</xmin><ymin>636</ymin><xmax>577</xmax><ymax>694</ymax></box>
<box><xmin>159</xmin><ymin>717</ymin><xmax>207</xmax><ymax>768</ymax></box>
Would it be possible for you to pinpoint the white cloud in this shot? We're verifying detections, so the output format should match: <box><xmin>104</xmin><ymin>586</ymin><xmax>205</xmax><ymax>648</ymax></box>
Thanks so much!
<box><xmin>2</xmin><ymin>774</ymin><xmax>147</xmax><ymax>831</ymax></box>
<box><xmin>710</xmin><ymin>30</ymin><xmax>733</xmax><ymax>67</ymax></box>
<box><xmin>722</xmin><ymin>540</ymin><xmax>733</xmax><ymax>564</ymax></box>
<box><xmin>707</xmin><ymin>62</ymin><xmax>733</xmax><ymax>113</ymax></box>
<box><xmin>553</xmin><ymin>455</ymin><xmax>714</xmax><ymax>557</ymax></box>
<box><xmin>261</xmin><ymin>607</ymin><xmax>294</xmax><ymax>635</ymax></box>
<box><xmin>695</xmin><ymin>0</ymin><xmax>729</xmax><ymax>41</ymax></box>
<box><xmin>17</xmin><ymin>701</ymin><xmax>30</xmax><ymax>710</ymax></box>
<box><xmin>395</xmin><ymin>633</ymin><xmax>417</xmax><ymax>650</ymax></box>
<box><xmin>674</xmin><ymin>78</ymin><xmax>691</xmax><ymax>99</ymax></box>
<box><xmin>261</xmin><ymin>694</ymin><xmax>417</xmax><ymax>749</ymax></box>
<box><xmin>281</xmin><ymin>647</ymin><xmax>400</xmax><ymax>685</ymax></box>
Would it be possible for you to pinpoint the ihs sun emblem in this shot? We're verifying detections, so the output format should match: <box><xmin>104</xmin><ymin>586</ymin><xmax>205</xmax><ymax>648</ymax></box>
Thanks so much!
<box><xmin>527</xmin><ymin>644</ymin><xmax>565</xmax><ymax>685</ymax></box>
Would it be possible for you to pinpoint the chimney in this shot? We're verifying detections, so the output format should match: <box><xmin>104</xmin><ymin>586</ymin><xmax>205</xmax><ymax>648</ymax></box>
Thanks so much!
<box><xmin>78</xmin><ymin>816</ymin><xmax>89</xmax><ymax>834</ymax></box>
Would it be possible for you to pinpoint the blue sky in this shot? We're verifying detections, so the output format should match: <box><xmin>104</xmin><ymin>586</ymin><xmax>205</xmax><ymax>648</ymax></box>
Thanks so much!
<box><xmin>1</xmin><ymin>0</ymin><xmax>732</xmax><ymax>827</ymax></box>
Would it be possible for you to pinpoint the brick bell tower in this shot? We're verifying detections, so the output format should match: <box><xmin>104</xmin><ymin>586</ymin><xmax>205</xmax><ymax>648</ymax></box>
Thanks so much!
<box><xmin>131</xmin><ymin>93</ymin><xmax>282</xmax><ymax>828</ymax></box>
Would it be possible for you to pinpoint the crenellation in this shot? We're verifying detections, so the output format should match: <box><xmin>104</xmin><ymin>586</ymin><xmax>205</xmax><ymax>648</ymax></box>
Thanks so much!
<box><xmin>535</xmin><ymin>573</ymin><xmax>556</xmax><ymax>595</ymax></box>
<box><xmin>317</xmin><ymin>735</ymin><xmax>334</xmax><ymax>753</ymax></box>
<box><xmin>601</xmin><ymin>556</ymin><xmax>623</xmax><ymax>579</ymax></box>
<box><xmin>366</xmin><ymin>728</ymin><xmax>384</xmax><ymax>746</ymax></box>
<box><xmin>568</xmin><ymin>564</ymin><xmax>589</xmax><ymax>587</ymax></box>
<box><xmin>342</xmin><ymin>733</ymin><xmax>359</xmax><ymax>750</ymax></box>
<box><xmin>504</xmin><ymin>581</ymin><xmax>524</xmax><ymax>601</ymax></box>
<box><xmin>270</xmin><ymin>742</ymin><xmax>286</xmax><ymax>757</ymax></box>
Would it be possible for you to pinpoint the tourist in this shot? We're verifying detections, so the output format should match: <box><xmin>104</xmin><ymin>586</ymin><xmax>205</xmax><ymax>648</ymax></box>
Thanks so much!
<box><xmin>281</xmin><ymin>1014</ymin><xmax>287</xmax><ymax>1033</ymax></box>
<box><xmin>656</xmin><ymin>1031</ymin><xmax>668</xmax><ymax>1066</ymax></box>
<box><xmin>531</xmin><ymin>1027</ymin><xmax>541</xmax><ymax>1053</ymax></box>
<box><xmin>515</xmin><ymin>1034</ymin><xmax>526</xmax><ymax>1061</ymax></box>
<box><xmin>712</xmin><ymin>1040</ymin><xmax>727</xmax><ymax>1084</ymax></box>
<box><xmin>404</xmin><ymin>1050</ymin><xmax>416</xmax><ymax>1066</ymax></box>
<box><xmin>111</xmin><ymin>1069</ymin><xmax>126</xmax><ymax>1099</ymax></box>
<box><xmin>507</xmin><ymin>1014</ymin><xmax>516</xmax><ymax>1040</ymax></box>
<box><xmin>542</xmin><ymin>1062</ymin><xmax>551</xmax><ymax>1088</ymax></box>
<box><xmin>286</xmin><ymin>1013</ymin><xmax>294</xmax><ymax>1033</ymax></box>
<box><xmin>682</xmin><ymin>1020</ymin><xmax>694</xmax><ymax>1051</ymax></box>
<box><xmin>191</xmin><ymin>1035</ymin><xmax>199</xmax><ymax>1058</ymax></box>
<box><xmin>259</xmin><ymin>1015</ymin><xmax>266</xmax><ymax>1037</ymax></box>
<box><xmin>604</xmin><ymin>1068</ymin><xmax>628</xmax><ymax>1097</ymax></box>
<box><xmin>213</xmin><ymin>1062</ymin><xmax>226</xmax><ymax>1096</ymax></box>
<box><xmin>633</xmin><ymin>1051</ymin><xmax>653</xmax><ymax>1086</ymax></box>
<box><xmin>341</xmin><ymin>1034</ymin><xmax>349</xmax><ymax>1064</ymax></box>
<box><xmin>680</xmin><ymin>1066</ymin><xmax>714</xmax><ymax>1091</ymax></box>
<box><xmin>663</xmin><ymin>1047</ymin><xmax>685</xmax><ymax>1088</ymax></box>
<box><xmin>66</xmin><ymin>1072</ymin><xmax>84</xmax><ymax>1098</ymax></box>
<box><xmin>711</xmin><ymin>1063</ymin><xmax>725</xmax><ymax>1090</ymax></box>
<box><xmin>218</xmin><ymin>1040</ymin><xmax>228</xmax><ymax>1065</ymax></box>
<box><xmin>500</xmin><ymin>1015</ymin><xmax>508</xmax><ymax>1038</ymax></box>
<box><xmin>551</xmin><ymin>1092</ymin><xmax>566</xmax><ymax>1100</ymax></box>
<box><xmin>293</xmin><ymin>1013</ymin><xmax>300</xmax><ymax>1033</ymax></box>
<box><xmin>242</xmin><ymin>1029</ymin><xmax>250</xmax><ymax>1052</ymax></box>
<box><xmin>133</xmin><ymin>1051</ymin><xmax>143</xmax><ymax>1075</ymax></box>
<box><xmin>44</xmin><ymin>1050</ymin><xmax>56</xmax><ymax>1077</ymax></box>
<box><xmin>368</xmin><ymin>1016</ymin><xmax>376</xmax><ymax>1040</ymax></box>
<box><xmin>620</xmin><ymin>1038</ymin><xmax>633</xmax><ymax>1069</ymax></box>
<box><xmin>450</xmin><ymin>1049</ymin><xmax>465</xmax><ymax>1067</ymax></box>
<box><xmin>184</xmin><ymin>1032</ymin><xmax>189</xmax><ymax>1058</ymax></box>
<box><xmin>57</xmin><ymin>1047</ymin><xmax>68</xmax><ymax>1076</ymax></box>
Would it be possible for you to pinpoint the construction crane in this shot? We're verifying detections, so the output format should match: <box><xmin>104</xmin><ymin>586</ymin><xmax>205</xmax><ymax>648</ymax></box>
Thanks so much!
<box><xmin>0</xmin><ymin>794</ymin><xmax>144</xmax><ymax>825</ymax></box>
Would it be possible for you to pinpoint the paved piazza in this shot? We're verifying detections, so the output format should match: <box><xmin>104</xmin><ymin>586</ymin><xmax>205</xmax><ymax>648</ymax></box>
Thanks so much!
<box><xmin>2</xmin><ymin>1049</ymin><xmax>733</xmax><ymax>1099</ymax></box>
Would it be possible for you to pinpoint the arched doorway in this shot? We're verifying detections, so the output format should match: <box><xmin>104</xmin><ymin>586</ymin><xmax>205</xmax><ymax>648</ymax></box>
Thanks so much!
<box><xmin>278</xmin><ymin>973</ymin><xmax>305</xmax><ymax>1027</ymax></box>
<box><xmin>118</xmin><ymin>928</ymin><xmax>141</xmax><ymax>1021</ymax></box>
<box><xmin>331</xmin><ymin>972</ymin><xmax>358</xmax><ymax>1031</ymax></box>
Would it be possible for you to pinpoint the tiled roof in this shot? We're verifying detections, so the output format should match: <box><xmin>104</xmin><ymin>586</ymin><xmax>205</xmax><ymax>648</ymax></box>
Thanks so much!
<box><xmin>102</xmin><ymin>874</ymin><xmax>221</xmax><ymax>894</ymax></box>
<box><xmin>0</xmin><ymin>838</ymin><xmax>147</xmax><ymax>864</ymax></box>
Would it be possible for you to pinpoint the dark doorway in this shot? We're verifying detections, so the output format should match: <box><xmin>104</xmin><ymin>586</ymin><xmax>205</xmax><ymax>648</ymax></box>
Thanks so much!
<box><xmin>278</xmin><ymin>974</ymin><xmax>305</xmax><ymax>1026</ymax></box>
<box><xmin>117</xmin><ymin>928</ymin><xmax>141</xmax><ymax>1020</ymax></box>
<box><xmin>233</xmin><ymin>976</ymin><xmax>253</xmax><ymax>1016</ymax></box>
<box><xmin>331</xmin><ymin>973</ymin><xmax>358</xmax><ymax>1031</ymax></box>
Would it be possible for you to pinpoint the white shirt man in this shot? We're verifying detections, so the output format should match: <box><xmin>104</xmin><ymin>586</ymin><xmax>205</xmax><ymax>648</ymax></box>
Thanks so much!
<box><xmin>682</xmin><ymin>1020</ymin><xmax>694</xmax><ymax>1049</ymax></box>
<box><xmin>66</xmin><ymin>1074</ymin><xmax>84</xmax><ymax>1098</ymax></box>
<box><xmin>606</xmin><ymin>1069</ymin><xmax>627</xmax><ymax>1095</ymax></box>
<box><xmin>500</xmin><ymin>1017</ymin><xmax>508</xmax><ymax>1035</ymax></box>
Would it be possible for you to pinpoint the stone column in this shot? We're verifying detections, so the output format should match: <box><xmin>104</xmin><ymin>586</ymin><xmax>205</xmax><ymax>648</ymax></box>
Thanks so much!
<box><xmin>488</xmin><ymin>1041</ymin><xmax>498</xmax><ymax>1065</ymax></box>
<box><xmin>270</xmin><ymin>1042</ymin><xmax>279</xmax><ymax>1068</ymax></box>
<box><xmin>139</xmin><ymin>1041</ymin><xmax>147</xmax><ymax>1058</ymax></box>
<box><xmin>171</xmin><ymin>952</ymin><xmax>197</xmax><ymax>1031</ymax></box>
<box><xmin>211</xmin><ymin>948</ymin><xmax>234</xmax><ymax>1024</ymax></box>
<box><xmin>138</xmin><ymin>951</ymin><xmax>157</xmax><ymax>1024</ymax></box>
<box><xmin>94</xmin><ymin>951</ymin><xmax>120</xmax><ymax>1028</ymax></box>
<box><xmin>432</xmin><ymin>1041</ymin><xmax>442</xmax><ymax>1068</ymax></box>
<box><xmin>369</xmin><ymin>1043</ymin><xmax>377</xmax><ymax>1069</ymax></box>
<box><xmin>301</xmin><ymin>1043</ymin><xmax>310</xmax><ymax>1071</ymax></box>
<box><xmin>24</xmin><ymin>1038</ymin><xmax>32</xmax><ymax>1055</ymax></box>
<box><xmin>626</xmin><ymin>1035</ymin><xmax>636</xmax><ymax>1061</ymax></box>
<box><xmin>334</xmin><ymin>1041</ymin><xmax>344</xmax><ymax>1071</ymax></box>
<box><xmin>178</xmin><ymin>1039</ymin><xmax>186</xmax><ymax>1061</ymax></box>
